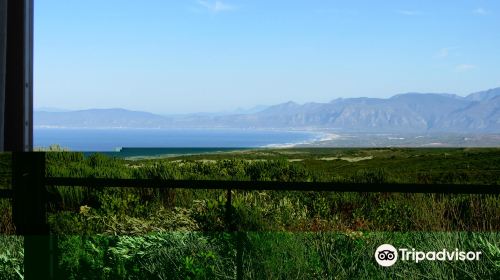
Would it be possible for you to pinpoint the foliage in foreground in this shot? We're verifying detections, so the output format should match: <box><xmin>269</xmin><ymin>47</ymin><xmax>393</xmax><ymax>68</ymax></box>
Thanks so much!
<box><xmin>42</xmin><ymin>151</ymin><xmax>500</xmax><ymax>232</ymax></box>
<box><xmin>1</xmin><ymin>149</ymin><xmax>500</xmax><ymax>279</ymax></box>
<box><xmin>1</xmin><ymin>232</ymin><xmax>499</xmax><ymax>280</ymax></box>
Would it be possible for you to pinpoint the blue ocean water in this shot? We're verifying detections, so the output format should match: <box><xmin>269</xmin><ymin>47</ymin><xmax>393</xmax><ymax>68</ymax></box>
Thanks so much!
<box><xmin>34</xmin><ymin>128</ymin><xmax>319</xmax><ymax>153</ymax></box>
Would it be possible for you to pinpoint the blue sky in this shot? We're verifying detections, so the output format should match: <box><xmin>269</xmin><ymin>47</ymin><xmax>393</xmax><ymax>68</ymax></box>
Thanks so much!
<box><xmin>35</xmin><ymin>0</ymin><xmax>500</xmax><ymax>114</ymax></box>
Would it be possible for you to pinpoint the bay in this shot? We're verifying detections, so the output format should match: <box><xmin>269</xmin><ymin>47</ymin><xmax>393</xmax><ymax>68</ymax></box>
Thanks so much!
<box><xmin>34</xmin><ymin>128</ymin><xmax>319</xmax><ymax>154</ymax></box>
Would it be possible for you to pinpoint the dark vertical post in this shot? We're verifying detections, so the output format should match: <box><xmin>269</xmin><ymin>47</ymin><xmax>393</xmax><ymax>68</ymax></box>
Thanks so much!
<box><xmin>12</xmin><ymin>152</ymin><xmax>52</xmax><ymax>280</ymax></box>
<box><xmin>225</xmin><ymin>188</ymin><xmax>243</xmax><ymax>280</ymax></box>
<box><xmin>225</xmin><ymin>188</ymin><xmax>232</xmax><ymax>230</ymax></box>
<box><xmin>4</xmin><ymin>0</ymin><xmax>33</xmax><ymax>152</ymax></box>
<box><xmin>0</xmin><ymin>0</ymin><xmax>7</xmax><ymax>151</ymax></box>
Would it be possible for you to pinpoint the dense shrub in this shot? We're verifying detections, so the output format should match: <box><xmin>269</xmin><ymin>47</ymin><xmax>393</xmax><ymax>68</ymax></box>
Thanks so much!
<box><xmin>2</xmin><ymin>149</ymin><xmax>500</xmax><ymax>278</ymax></box>
<box><xmin>57</xmin><ymin>233</ymin><xmax>235</xmax><ymax>280</ymax></box>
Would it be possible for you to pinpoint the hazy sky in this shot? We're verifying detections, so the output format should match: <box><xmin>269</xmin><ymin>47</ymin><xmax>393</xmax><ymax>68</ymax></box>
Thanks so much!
<box><xmin>35</xmin><ymin>0</ymin><xmax>500</xmax><ymax>114</ymax></box>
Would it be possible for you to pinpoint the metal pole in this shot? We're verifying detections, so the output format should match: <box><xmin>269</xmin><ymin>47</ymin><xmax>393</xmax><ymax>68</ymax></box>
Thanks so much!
<box><xmin>225</xmin><ymin>188</ymin><xmax>233</xmax><ymax>231</ymax></box>
<box><xmin>23</xmin><ymin>0</ymin><xmax>33</xmax><ymax>151</ymax></box>
<box><xmin>4</xmin><ymin>0</ymin><xmax>33</xmax><ymax>151</ymax></box>
<box><xmin>12</xmin><ymin>152</ymin><xmax>52</xmax><ymax>280</ymax></box>
<box><xmin>225</xmin><ymin>189</ymin><xmax>244</xmax><ymax>280</ymax></box>
<box><xmin>0</xmin><ymin>0</ymin><xmax>7</xmax><ymax>151</ymax></box>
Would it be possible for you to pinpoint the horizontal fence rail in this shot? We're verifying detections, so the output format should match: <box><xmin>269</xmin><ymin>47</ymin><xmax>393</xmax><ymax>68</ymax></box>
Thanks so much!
<box><xmin>45</xmin><ymin>177</ymin><xmax>500</xmax><ymax>194</ymax></box>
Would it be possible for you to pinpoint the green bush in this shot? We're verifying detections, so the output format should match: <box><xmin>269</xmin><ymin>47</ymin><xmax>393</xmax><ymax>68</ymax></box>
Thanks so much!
<box><xmin>57</xmin><ymin>233</ymin><xmax>235</xmax><ymax>280</ymax></box>
<box><xmin>0</xmin><ymin>236</ymin><xmax>23</xmax><ymax>280</ymax></box>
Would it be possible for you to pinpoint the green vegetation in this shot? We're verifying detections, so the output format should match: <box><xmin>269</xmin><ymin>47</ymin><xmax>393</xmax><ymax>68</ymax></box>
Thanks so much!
<box><xmin>1</xmin><ymin>148</ymin><xmax>500</xmax><ymax>279</ymax></box>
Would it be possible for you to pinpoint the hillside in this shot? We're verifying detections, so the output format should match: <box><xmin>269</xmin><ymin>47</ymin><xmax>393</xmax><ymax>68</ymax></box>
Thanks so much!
<box><xmin>35</xmin><ymin>87</ymin><xmax>500</xmax><ymax>133</ymax></box>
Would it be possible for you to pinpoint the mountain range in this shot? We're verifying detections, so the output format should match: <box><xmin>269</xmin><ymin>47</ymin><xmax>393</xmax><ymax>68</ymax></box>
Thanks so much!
<box><xmin>35</xmin><ymin>87</ymin><xmax>500</xmax><ymax>133</ymax></box>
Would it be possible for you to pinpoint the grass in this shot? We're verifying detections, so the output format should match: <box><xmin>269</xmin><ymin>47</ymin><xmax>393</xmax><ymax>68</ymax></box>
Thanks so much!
<box><xmin>1</xmin><ymin>148</ymin><xmax>499</xmax><ymax>279</ymax></box>
<box><xmin>0</xmin><ymin>235</ymin><xmax>24</xmax><ymax>280</ymax></box>
<box><xmin>242</xmin><ymin>231</ymin><xmax>500</xmax><ymax>279</ymax></box>
<box><xmin>2</xmin><ymin>232</ymin><xmax>498</xmax><ymax>279</ymax></box>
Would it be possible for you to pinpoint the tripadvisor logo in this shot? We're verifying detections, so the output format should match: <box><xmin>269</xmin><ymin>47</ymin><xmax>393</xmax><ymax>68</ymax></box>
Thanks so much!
<box><xmin>375</xmin><ymin>244</ymin><xmax>398</xmax><ymax>267</ymax></box>
<box><xmin>374</xmin><ymin>244</ymin><xmax>482</xmax><ymax>267</ymax></box>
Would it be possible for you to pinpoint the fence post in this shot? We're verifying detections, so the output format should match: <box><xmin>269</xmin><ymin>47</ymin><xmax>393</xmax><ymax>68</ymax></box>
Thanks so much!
<box><xmin>225</xmin><ymin>188</ymin><xmax>233</xmax><ymax>231</ymax></box>
<box><xmin>12</xmin><ymin>152</ymin><xmax>53</xmax><ymax>280</ymax></box>
<box><xmin>225</xmin><ymin>188</ymin><xmax>244</xmax><ymax>280</ymax></box>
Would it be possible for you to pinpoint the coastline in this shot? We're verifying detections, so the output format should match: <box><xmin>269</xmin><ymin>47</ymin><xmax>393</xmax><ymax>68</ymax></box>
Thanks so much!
<box><xmin>263</xmin><ymin>131</ymin><xmax>340</xmax><ymax>148</ymax></box>
<box><xmin>34</xmin><ymin>127</ymin><xmax>500</xmax><ymax>154</ymax></box>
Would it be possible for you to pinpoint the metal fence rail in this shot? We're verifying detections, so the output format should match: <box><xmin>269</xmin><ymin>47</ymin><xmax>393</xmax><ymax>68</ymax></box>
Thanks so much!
<box><xmin>46</xmin><ymin>177</ymin><xmax>500</xmax><ymax>194</ymax></box>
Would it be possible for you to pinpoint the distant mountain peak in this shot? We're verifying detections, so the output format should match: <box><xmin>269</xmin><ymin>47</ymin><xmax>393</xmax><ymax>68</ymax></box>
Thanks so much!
<box><xmin>35</xmin><ymin>87</ymin><xmax>500</xmax><ymax>132</ymax></box>
<box><xmin>466</xmin><ymin>87</ymin><xmax>500</xmax><ymax>101</ymax></box>
<box><xmin>266</xmin><ymin>100</ymin><xmax>299</xmax><ymax>109</ymax></box>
